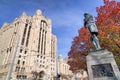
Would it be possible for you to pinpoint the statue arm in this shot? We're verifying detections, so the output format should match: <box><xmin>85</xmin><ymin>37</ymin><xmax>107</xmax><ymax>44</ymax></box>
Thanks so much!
<box><xmin>84</xmin><ymin>19</ymin><xmax>87</xmax><ymax>28</ymax></box>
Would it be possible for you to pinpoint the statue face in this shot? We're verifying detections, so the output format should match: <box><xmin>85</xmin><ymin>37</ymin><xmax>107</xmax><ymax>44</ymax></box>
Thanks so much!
<box><xmin>84</xmin><ymin>13</ymin><xmax>92</xmax><ymax>19</ymax></box>
<box><xmin>84</xmin><ymin>13</ymin><xmax>89</xmax><ymax>17</ymax></box>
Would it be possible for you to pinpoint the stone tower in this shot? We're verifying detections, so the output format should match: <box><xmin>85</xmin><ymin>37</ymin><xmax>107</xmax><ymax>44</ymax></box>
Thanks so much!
<box><xmin>0</xmin><ymin>10</ymin><xmax>57</xmax><ymax>80</ymax></box>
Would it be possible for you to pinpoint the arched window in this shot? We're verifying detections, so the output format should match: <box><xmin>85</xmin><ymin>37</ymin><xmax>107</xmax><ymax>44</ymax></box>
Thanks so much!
<box><xmin>41</xmin><ymin>20</ymin><xmax>47</xmax><ymax>27</ymax></box>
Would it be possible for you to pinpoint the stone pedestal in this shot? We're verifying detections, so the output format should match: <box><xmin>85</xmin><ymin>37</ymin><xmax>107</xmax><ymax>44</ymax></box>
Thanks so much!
<box><xmin>86</xmin><ymin>49</ymin><xmax>120</xmax><ymax>80</ymax></box>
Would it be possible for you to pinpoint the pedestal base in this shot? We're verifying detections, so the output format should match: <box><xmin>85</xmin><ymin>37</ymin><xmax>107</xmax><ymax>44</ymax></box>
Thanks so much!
<box><xmin>86</xmin><ymin>49</ymin><xmax>120</xmax><ymax>80</ymax></box>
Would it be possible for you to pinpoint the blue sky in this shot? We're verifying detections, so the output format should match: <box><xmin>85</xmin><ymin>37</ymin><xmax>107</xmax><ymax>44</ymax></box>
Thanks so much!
<box><xmin>0</xmin><ymin>0</ymin><xmax>105</xmax><ymax>58</ymax></box>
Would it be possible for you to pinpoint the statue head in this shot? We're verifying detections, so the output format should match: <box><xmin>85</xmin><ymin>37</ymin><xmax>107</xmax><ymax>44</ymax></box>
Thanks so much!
<box><xmin>84</xmin><ymin>13</ymin><xmax>92</xmax><ymax>18</ymax></box>
<box><xmin>84</xmin><ymin>13</ymin><xmax>89</xmax><ymax>17</ymax></box>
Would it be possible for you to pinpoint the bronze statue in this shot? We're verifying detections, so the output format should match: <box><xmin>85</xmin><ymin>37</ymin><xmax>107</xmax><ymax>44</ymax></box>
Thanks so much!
<box><xmin>84</xmin><ymin>13</ymin><xmax>101</xmax><ymax>50</ymax></box>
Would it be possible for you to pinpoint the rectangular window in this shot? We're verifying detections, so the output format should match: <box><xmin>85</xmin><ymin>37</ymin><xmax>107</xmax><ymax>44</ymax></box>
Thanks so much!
<box><xmin>26</xmin><ymin>25</ymin><xmax>31</xmax><ymax>47</ymax></box>
<box><xmin>20</xmin><ymin>49</ymin><xmax>23</xmax><ymax>53</ymax></box>
<box><xmin>38</xmin><ymin>28</ymin><xmax>42</xmax><ymax>53</ymax></box>
<box><xmin>24</xmin><ymin>50</ymin><xmax>27</xmax><ymax>54</ymax></box>
<box><xmin>21</xmin><ymin>38</ymin><xmax>25</xmax><ymax>45</ymax></box>
<box><xmin>44</xmin><ymin>31</ymin><xmax>47</xmax><ymax>55</ymax></box>
<box><xmin>15</xmin><ymin>67</ymin><xmax>18</xmax><ymax>72</ymax></box>
<box><xmin>15</xmin><ymin>67</ymin><xmax>20</xmax><ymax>72</ymax></box>
<box><xmin>7</xmin><ymin>48</ymin><xmax>9</xmax><ymax>53</ymax></box>
<box><xmin>21</xmin><ymin>24</ymin><xmax>28</xmax><ymax>45</ymax></box>
<box><xmin>10</xmin><ymin>47</ymin><xmax>12</xmax><ymax>52</ymax></box>
<box><xmin>43</xmin><ymin>57</ymin><xmax>45</xmax><ymax>59</ymax></box>
<box><xmin>41</xmin><ymin>33</ymin><xmax>44</xmax><ymax>54</ymax></box>
<box><xmin>21</xmin><ymin>67</ymin><xmax>25</xmax><ymax>73</ymax></box>
<box><xmin>37</xmin><ymin>55</ymin><xmax>39</xmax><ymax>58</ymax></box>
<box><xmin>23</xmin><ymin>61</ymin><xmax>25</xmax><ymax>65</ymax></box>
<box><xmin>19</xmin><ymin>55</ymin><xmax>21</xmax><ymax>58</ymax></box>
<box><xmin>17</xmin><ymin>60</ymin><xmax>20</xmax><ymax>64</ymax></box>
<box><xmin>16</xmin><ymin>75</ymin><xmax>19</xmax><ymax>79</ymax></box>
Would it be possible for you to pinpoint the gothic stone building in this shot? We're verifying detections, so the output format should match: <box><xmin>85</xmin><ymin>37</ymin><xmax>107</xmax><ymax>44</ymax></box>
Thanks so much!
<box><xmin>0</xmin><ymin>10</ymin><xmax>57</xmax><ymax>80</ymax></box>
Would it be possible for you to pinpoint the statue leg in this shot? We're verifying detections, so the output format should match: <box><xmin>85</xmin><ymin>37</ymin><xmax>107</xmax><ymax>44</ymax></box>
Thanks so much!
<box><xmin>90</xmin><ymin>35</ymin><xmax>97</xmax><ymax>50</ymax></box>
<box><xmin>91</xmin><ymin>34</ymin><xmax>101</xmax><ymax>50</ymax></box>
<box><xmin>93</xmin><ymin>34</ymin><xmax>101</xmax><ymax>50</ymax></box>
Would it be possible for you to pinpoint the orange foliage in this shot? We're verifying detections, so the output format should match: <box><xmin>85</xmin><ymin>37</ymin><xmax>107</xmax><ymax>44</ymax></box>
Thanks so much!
<box><xmin>96</xmin><ymin>0</ymin><xmax>120</xmax><ymax>53</ymax></box>
<box><xmin>68</xmin><ymin>27</ymin><xmax>91</xmax><ymax>72</ymax></box>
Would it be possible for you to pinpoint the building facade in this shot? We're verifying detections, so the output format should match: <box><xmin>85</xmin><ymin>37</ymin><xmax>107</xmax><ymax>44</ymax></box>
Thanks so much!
<box><xmin>57</xmin><ymin>56</ymin><xmax>73</xmax><ymax>80</ymax></box>
<box><xmin>0</xmin><ymin>10</ymin><xmax>57</xmax><ymax>80</ymax></box>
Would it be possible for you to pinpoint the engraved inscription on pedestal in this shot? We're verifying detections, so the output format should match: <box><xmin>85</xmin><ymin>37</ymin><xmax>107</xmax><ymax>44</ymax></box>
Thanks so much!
<box><xmin>92</xmin><ymin>63</ymin><xmax>115</xmax><ymax>78</ymax></box>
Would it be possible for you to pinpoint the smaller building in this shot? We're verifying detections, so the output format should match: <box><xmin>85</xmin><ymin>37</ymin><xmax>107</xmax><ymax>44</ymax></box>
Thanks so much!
<box><xmin>57</xmin><ymin>55</ymin><xmax>73</xmax><ymax>80</ymax></box>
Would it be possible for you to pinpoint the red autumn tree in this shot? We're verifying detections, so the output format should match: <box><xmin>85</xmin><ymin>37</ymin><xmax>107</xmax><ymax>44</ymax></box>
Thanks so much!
<box><xmin>68</xmin><ymin>27</ymin><xmax>91</xmax><ymax>72</ymax></box>
<box><xmin>96</xmin><ymin>0</ymin><xmax>120</xmax><ymax>67</ymax></box>
<box><xmin>68</xmin><ymin>0</ymin><xmax>120</xmax><ymax>72</ymax></box>
<box><xmin>96</xmin><ymin>0</ymin><xmax>120</xmax><ymax>53</ymax></box>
